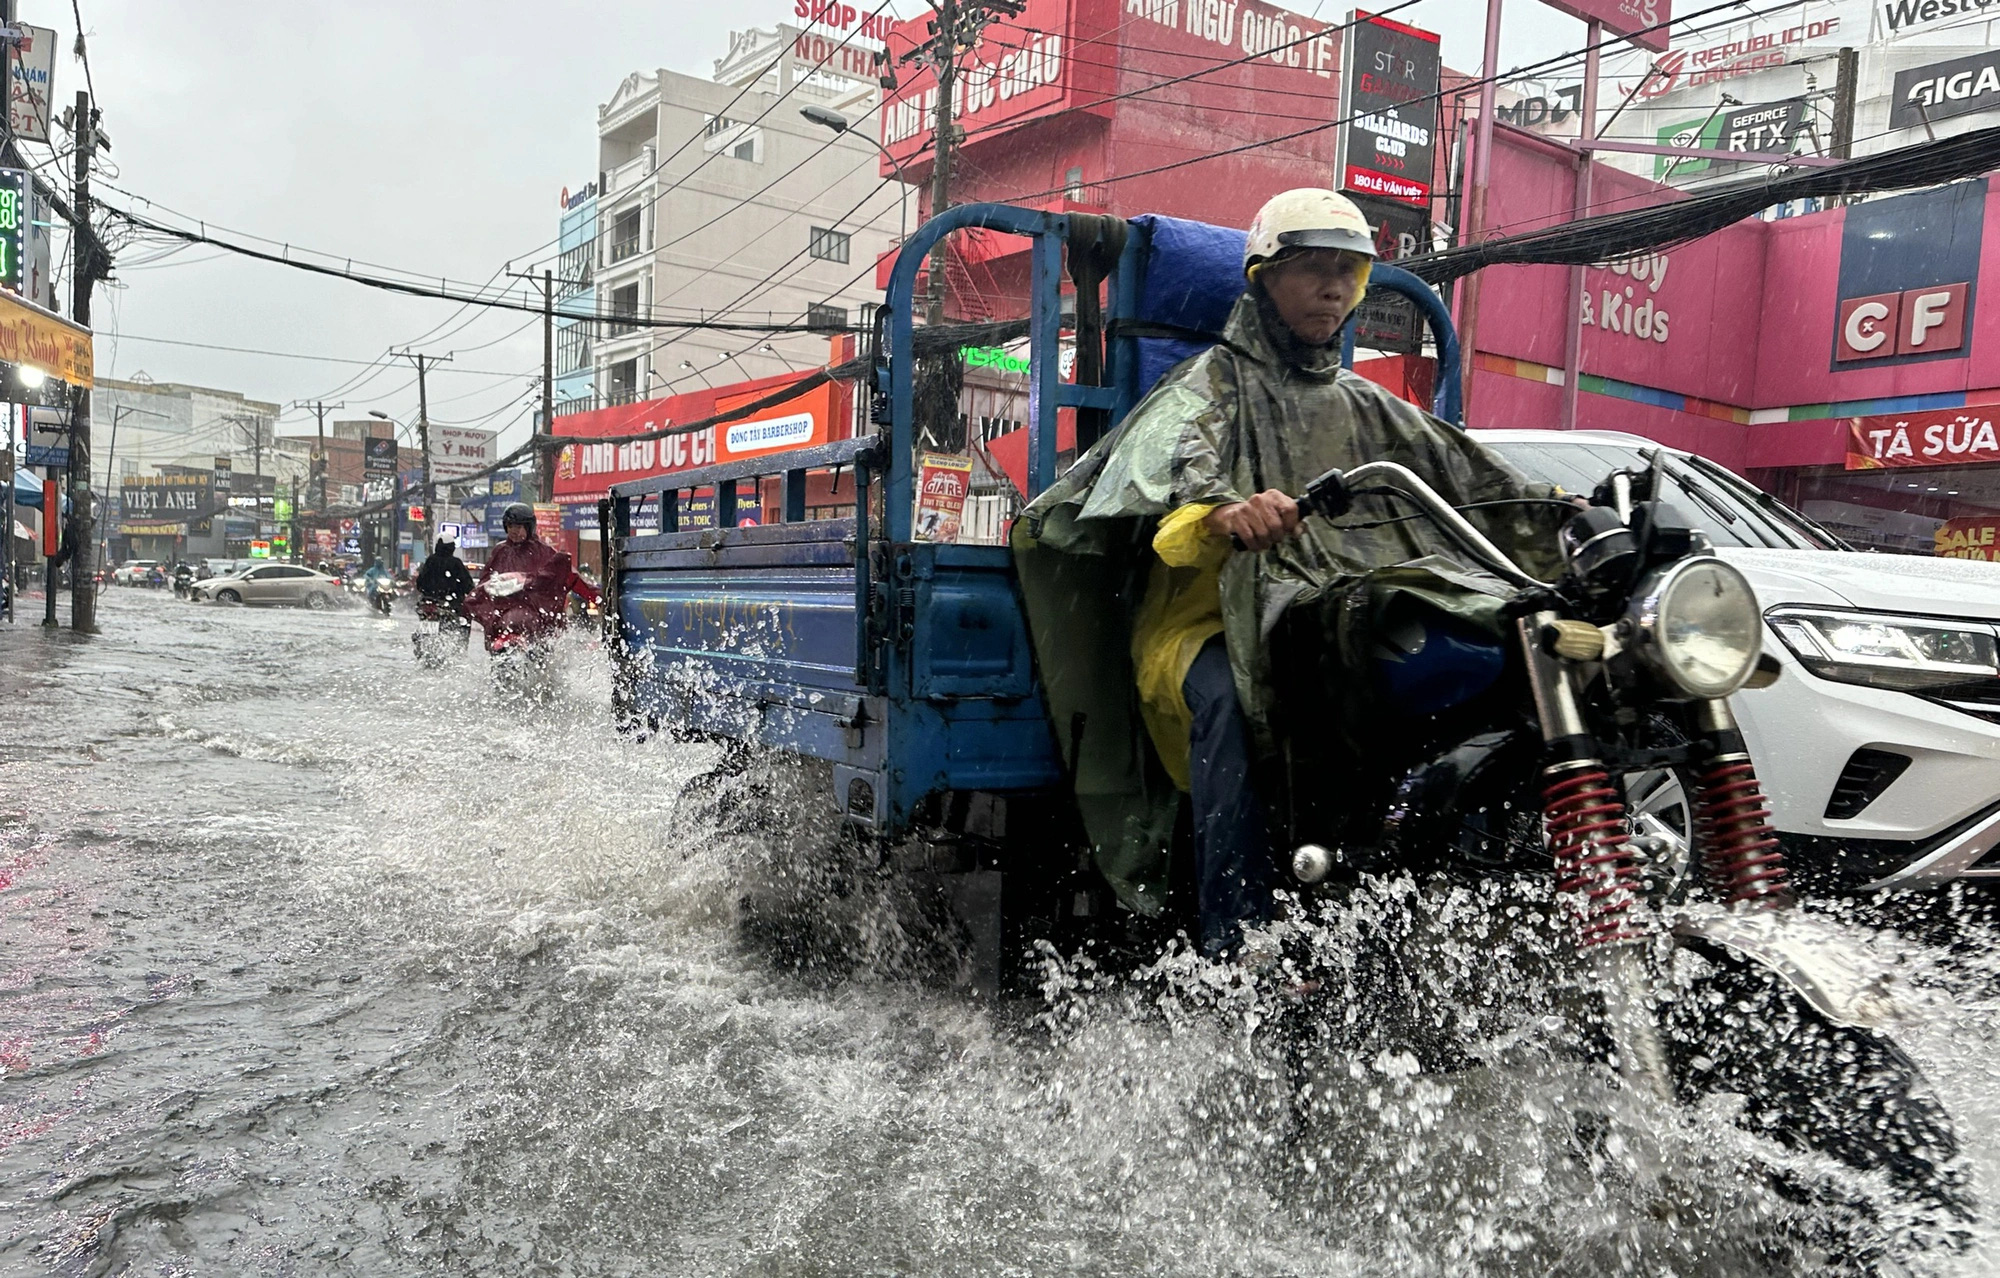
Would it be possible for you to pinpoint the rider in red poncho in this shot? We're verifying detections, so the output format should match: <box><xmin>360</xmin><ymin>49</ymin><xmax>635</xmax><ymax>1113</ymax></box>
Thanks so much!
<box><xmin>463</xmin><ymin>502</ymin><xmax>600</xmax><ymax>649</ymax></box>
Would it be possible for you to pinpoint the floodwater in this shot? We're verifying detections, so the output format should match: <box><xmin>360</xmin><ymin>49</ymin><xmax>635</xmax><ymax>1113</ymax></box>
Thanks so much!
<box><xmin>4</xmin><ymin>586</ymin><xmax>2000</xmax><ymax>1275</ymax></box>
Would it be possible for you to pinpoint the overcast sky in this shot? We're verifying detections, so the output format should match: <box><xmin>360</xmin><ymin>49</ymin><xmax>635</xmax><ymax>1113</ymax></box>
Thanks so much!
<box><xmin>61</xmin><ymin>0</ymin><xmax>1583</xmax><ymax>453</ymax></box>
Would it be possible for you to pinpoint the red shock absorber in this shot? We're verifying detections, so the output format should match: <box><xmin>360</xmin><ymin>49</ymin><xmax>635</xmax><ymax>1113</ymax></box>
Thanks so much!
<box><xmin>1694</xmin><ymin>753</ymin><xmax>1794</xmax><ymax>909</ymax></box>
<box><xmin>1542</xmin><ymin>762</ymin><xmax>1651</xmax><ymax>948</ymax></box>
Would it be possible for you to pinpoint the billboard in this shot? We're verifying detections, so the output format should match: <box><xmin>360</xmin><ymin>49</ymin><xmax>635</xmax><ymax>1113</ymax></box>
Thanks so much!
<box><xmin>429</xmin><ymin>425</ymin><xmax>497</xmax><ymax>481</ymax></box>
<box><xmin>1601</xmin><ymin>0</ymin><xmax>1855</xmax><ymax>99</ymax></box>
<box><xmin>7</xmin><ymin>24</ymin><xmax>54</xmax><ymax>143</ymax></box>
<box><xmin>1537</xmin><ymin>0</ymin><xmax>1670</xmax><ymax>51</ymax></box>
<box><xmin>1336</xmin><ymin>11</ymin><xmax>1441</xmax><ymax>209</ymax></box>
<box><xmin>715</xmin><ymin>380</ymin><xmax>840</xmax><ymax>461</ymax></box>
<box><xmin>1830</xmin><ymin>180</ymin><xmax>1983</xmax><ymax>370</ymax></box>
<box><xmin>1348</xmin><ymin>192</ymin><xmax>1428</xmax><ymax>353</ymax></box>
<box><xmin>1846</xmin><ymin>408</ymin><xmax>2000</xmax><ymax>469</ymax></box>
<box><xmin>1891</xmin><ymin>50</ymin><xmax>2000</xmax><ymax>134</ymax></box>
<box><xmin>119</xmin><ymin>473</ymin><xmax>215</xmax><ymax>535</ymax></box>
<box><xmin>363</xmin><ymin>436</ymin><xmax>397</xmax><ymax>476</ymax></box>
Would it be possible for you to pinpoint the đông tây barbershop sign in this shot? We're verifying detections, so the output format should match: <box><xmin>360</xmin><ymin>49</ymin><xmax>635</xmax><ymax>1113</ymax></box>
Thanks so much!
<box><xmin>1845</xmin><ymin>406</ymin><xmax>2000</xmax><ymax>470</ymax></box>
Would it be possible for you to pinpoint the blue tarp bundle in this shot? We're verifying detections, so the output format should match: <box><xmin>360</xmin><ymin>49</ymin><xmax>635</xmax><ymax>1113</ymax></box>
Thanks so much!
<box><xmin>1130</xmin><ymin>214</ymin><xmax>1249</xmax><ymax>401</ymax></box>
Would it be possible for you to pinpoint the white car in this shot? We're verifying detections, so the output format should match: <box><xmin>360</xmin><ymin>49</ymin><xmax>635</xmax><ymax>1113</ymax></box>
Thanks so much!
<box><xmin>112</xmin><ymin>559</ymin><xmax>160</xmax><ymax>585</ymax></box>
<box><xmin>1481</xmin><ymin>429</ymin><xmax>2000</xmax><ymax>892</ymax></box>
<box><xmin>191</xmin><ymin>563</ymin><xmax>343</xmax><ymax>609</ymax></box>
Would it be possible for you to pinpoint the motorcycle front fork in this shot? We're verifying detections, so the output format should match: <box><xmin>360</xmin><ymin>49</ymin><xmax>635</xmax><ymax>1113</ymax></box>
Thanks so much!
<box><xmin>1516</xmin><ymin>614</ymin><xmax>1794</xmax><ymax>1100</ymax></box>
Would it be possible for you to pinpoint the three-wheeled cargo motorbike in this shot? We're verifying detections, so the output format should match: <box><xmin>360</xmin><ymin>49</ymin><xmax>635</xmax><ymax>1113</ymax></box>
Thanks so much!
<box><xmin>599</xmin><ymin>205</ymin><xmax>1969</xmax><ymax>1222</ymax></box>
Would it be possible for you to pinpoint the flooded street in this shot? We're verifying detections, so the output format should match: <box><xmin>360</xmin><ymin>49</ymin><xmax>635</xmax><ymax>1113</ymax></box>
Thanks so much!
<box><xmin>7</xmin><ymin>589</ymin><xmax>2000</xmax><ymax>1275</ymax></box>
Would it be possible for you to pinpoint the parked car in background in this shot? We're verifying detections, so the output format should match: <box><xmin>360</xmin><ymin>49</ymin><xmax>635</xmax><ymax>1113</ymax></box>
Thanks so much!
<box><xmin>1478</xmin><ymin>429</ymin><xmax>2000</xmax><ymax>894</ymax></box>
<box><xmin>191</xmin><ymin>564</ymin><xmax>343</xmax><ymax>610</ymax></box>
<box><xmin>112</xmin><ymin>559</ymin><xmax>161</xmax><ymax>585</ymax></box>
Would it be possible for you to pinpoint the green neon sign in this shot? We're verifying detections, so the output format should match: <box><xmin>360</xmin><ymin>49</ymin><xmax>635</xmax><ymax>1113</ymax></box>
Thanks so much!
<box><xmin>960</xmin><ymin>345</ymin><xmax>1031</xmax><ymax>374</ymax></box>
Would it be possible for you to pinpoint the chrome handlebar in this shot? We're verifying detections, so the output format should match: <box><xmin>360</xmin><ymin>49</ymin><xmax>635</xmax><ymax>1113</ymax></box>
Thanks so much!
<box><xmin>1302</xmin><ymin>462</ymin><xmax>1551</xmax><ymax>591</ymax></box>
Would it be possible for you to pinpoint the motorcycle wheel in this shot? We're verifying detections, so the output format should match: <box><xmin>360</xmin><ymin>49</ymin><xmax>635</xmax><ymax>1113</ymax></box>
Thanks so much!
<box><xmin>1664</xmin><ymin>939</ymin><xmax>1971</xmax><ymax>1227</ymax></box>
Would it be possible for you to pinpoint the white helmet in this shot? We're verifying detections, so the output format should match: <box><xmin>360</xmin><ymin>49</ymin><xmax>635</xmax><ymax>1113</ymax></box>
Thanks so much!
<box><xmin>1243</xmin><ymin>188</ymin><xmax>1376</xmax><ymax>277</ymax></box>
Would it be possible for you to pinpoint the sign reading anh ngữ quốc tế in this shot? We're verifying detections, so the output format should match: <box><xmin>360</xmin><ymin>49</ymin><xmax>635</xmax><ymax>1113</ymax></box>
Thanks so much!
<box><xmin>877</xmin><ymin>0</ymin><xmax>1345</xmax><ymax>171</ymax></box>
<box><xmin>1337</xmin><ymin>11</ymin><xmax>1441</xmax><ymax>209</ymax></box>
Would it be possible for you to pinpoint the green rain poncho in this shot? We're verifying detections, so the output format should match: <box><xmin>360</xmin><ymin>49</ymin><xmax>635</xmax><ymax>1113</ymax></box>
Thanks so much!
<box><xmin>1011</xmin><ymin>289</ymin><xmax>1568</xmax><ymax>913</ymax></box>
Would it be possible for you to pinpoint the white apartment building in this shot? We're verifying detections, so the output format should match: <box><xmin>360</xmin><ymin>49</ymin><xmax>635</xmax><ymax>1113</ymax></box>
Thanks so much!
<box><xmin>589</xmin><ymin>25</ymin><xmax>906</xmax><ymax>407</ymax></box>
<box><xmin>95</xmin><ymin>376</ymin><xmax>289</xmax><ymax>492</ymax></box>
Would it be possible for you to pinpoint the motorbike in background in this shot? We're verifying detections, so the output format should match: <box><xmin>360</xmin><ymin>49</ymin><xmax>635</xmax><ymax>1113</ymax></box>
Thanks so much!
<box><xmin>412</xmin><ymin>596</ymin><xmax>471</xmax><ymax>669</ymax></box>
<box><xmin>370</xmin><ymin>580</ymin><xmax>397</xmax><ymax>617</ymax></box>
<box><xmin>172</xmin><ymin>565</ymin><xmax>196</xmax><ymax>599</ymax></box>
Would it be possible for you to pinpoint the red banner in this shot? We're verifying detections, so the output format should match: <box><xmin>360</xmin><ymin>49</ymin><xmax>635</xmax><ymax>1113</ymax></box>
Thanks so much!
<box><xmin>1844</xmin><ymin>407</ymin><xmax>2000</xmax><ymax>470</ymax></box>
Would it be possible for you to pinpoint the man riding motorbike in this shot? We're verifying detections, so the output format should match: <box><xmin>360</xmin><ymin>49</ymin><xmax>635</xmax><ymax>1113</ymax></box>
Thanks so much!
<box><xmin>413</xmin><ymin>535</ymin><xmax>476</xmax><ymax>659</ymax></box>
<box><xmin>363</xmin><ymin>559</ymin><xmax>393</xmax><ymax>613</ymax></box>
<box><xmin>463</xmin><ymin>502</ymin><xmax>599</xmax><ymax>652</ymax></box>
<box><xmin>1014</xmin><ymin>188</ymin><xmax>1570</xmax><ymax>958</ymax></box>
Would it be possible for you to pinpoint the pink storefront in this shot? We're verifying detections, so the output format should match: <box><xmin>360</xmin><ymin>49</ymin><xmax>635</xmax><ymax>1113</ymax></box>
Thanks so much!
<box><xmin>1468</xmin><ymin>126</ymin><xmax>1999</xmax><ymax>555</ymax></box>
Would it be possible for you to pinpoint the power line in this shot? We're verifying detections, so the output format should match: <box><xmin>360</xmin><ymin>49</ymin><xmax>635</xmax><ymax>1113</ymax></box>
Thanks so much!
<box><xmin>103</xmin><ymin>330</ymin><xmax>538</xmax><ymax>374</ymax></box>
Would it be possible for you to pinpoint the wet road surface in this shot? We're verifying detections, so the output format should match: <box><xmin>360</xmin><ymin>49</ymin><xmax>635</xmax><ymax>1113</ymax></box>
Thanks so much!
<box><xmin>5</xmin><ymin>587</ymin><xmax>2000</xmax><ymax>1275</ymax></box>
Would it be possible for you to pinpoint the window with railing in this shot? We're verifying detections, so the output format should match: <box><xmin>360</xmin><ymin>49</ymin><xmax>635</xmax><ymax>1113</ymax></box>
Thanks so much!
<box><xmin>604</xmin><ymin>359</ymin><xmax>639</xmax><ymax>406</ymax></box>
<box><xmin>558</xmin><ymin>242</ymin><xmax>593</xmax><ymax>299</ymax></box>
<box><xmin>605</xmin><ymin>283</ymin><xmax>641</xmax><ymax>337</ymax></box>
<box><xmin>808</xmin><ymin>226</ymin><xmax>850</xmax><ymax>263</ymax></box>
<box><xmin>556</xmin><ymin>323</ymin><xmax>592</xmax><ymax>376</ymax></box>
<box><xmin>805</xmin><ymin>302</ymin><xmax>848</xmax><ymax>333</ymax></box>
<box><xmin>608</xmin><ymin>208</ymin><xmax>642</xmax><ymax>263</ymax></box>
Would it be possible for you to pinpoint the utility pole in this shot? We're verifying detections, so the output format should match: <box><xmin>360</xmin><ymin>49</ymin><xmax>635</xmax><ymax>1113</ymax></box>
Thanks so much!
<box><xmin>67</xmin><ymin>89</ymin><xmax>100</xmax><ymax>632</ymax></box>
<box><xmin>924</xmin><ymin>0</ymin><xmax>959</xmax><ymax>325</ymax></box>
<box><xmin>395</xmin><ymin>350</ymin><xmax>450</xmax><ymax>547</ymax></box>
<box><xmin>507</xmin><ymin>268</ymin><xmax>558</xmax><ymax>500</ymax></box>
<box><xmin>902</xmin><ymin>0</ymin><xmax>1022</xmax><ymax>324</ymax></box>
<box><xmin>1830</xmin><ymin>47</ymin><xmax>1858</xmax><ymax>161</ymax></box>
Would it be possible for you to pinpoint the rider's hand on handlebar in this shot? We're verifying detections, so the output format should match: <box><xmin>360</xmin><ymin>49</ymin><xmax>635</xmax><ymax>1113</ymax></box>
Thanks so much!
<box><xmin>1206</xmin><ymin>490</ymin><xmax>1301</xmax><ymax>552</ymax></box>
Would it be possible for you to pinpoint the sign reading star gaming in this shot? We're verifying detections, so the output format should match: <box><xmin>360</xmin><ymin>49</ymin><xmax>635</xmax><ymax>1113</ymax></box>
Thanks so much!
<box><xmin>1336</xmin><ymin>11</ymin><xmax>1442</xmax><ymax>210</ymax></box>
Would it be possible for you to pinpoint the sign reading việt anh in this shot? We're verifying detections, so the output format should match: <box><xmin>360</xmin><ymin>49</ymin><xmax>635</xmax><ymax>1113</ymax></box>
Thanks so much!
<box><xmin>1845</xmin><ymin>407</ymin><xmax>2000</xmax><ymax>470</ymax></box>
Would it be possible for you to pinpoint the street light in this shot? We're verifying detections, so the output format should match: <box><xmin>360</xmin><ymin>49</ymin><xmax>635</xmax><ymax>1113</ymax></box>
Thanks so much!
<box><xmin>800</xmin><ymin>105</ymin><xmax>909</xmax><ymax>243</ymax></box>
<box><xmin>678</xmin><ymin>359</ymin><xmax>715</xmax><ymax>390</ymax></box>
<box><xmin>16</xmin><ymin>365</ymin><xmax>44</xmax><ymax>389</ymax></box>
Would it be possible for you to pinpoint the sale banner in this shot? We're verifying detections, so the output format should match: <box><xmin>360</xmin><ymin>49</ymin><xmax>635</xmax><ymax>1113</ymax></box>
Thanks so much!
<box><xmin>1936</xmin><ymin>517</ymin><xmax>2000</xmax><ymax>562</ymax></box>
<box><xmin>913</xmin><ymin>453</ymin><xmax>974</xmax><ymax>543</ymax></box>
<box><xmin>1845</xmin><ymin>408</ymin><xmax>2000</xmax><ymax>470</ymax></box>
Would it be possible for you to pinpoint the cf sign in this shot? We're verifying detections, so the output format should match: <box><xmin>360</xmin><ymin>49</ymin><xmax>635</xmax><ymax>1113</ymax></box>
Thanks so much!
<box><xmin>1836</xmin><ymin>283</ymin><xmax>1969</xmax><ymax>362</ymax></box>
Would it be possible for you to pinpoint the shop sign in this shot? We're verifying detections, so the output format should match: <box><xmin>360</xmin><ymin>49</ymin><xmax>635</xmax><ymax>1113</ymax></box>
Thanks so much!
<box><xmin>1844</xmin><ymin>407</ymin><xmax>2000</xmax><ymax>469</ymax></box>
<box><xmin>533</xmin><ymin>502</ymin><xmax>563</xmax><ymax>542</ymax></box>
<box><xmin>429</xmin><ymin>426</ymin><xmax>496</xmax><ymax>482</ymax></box>
<box><xmin>1494</xmin><ymin>85</ymin><xmax>1583</xmax><ymax>129</ymax></box>
<box><xmin>1831</xmin><ymin>179</ymin><xmax>1984</xmax><ymax>370</ymax></box>
<box><xmin>120</xmin><ymin>472</ymin><xmax>215</xmax><ymax>535</ymax></box>
<box><xmin>8</xmin><ymin>24</ymin><xmax>54</xmax><ymax>143</ymax></box>
<box><xmin>1349</xmin><ymin>193</ymin><xmax>1428</xmax><ymax>354</ymax></box>
<box><xmin>717</xmin><ymin>380</ymin><xmax>838</xmax><ymax>460</ymax></box>
<box><xmin>1337</xmin><ymin>12</ymin><xmax>1443</xmax><ymax>209</ymax></box>
<box><xmin>1579</xmin><ymin>250</ymin><xmax>1674</xmax><ymax>345</ymax></box>
<box><xmin>1879</xmin><ymin>0</ymin><xmax>1999</xmax><ymax>38</ymax></box>
<box><xmin>1891</xmin><ymin>50</ymin><xmax>2000</xmax><ymax>133</ymax></box>
<box><xmin>1935</xmin><ymin>517</ymin><xmax>2000</xmax><ymax>561</ymax></box>
<box><xmin>249</xmin><ymin>540</ymin><xmax>271</xmax><ymax>559</ymax></box>
<box><xmin>485</xmin><ymin>469</ymin><xmax>527</xmax><ymax>533</ymax></box>
<box><xmin>1835</xmin><ymin>283</ymin><xmax>1969</xmax><ymax>362</ymax></box>
<box><xmin>1606</xmin><ymin>2</ymin><xmax>1854</xmax><ymax>98</ymax></box>
<box><xmin>0</xmin><ymin>285</ymin><xmax>89</xmax><ymax>387</ymax></box>
<box><xmin>914</xmin><ymin>453</ymin><xmax>974</xmax><ymax>543</ymax></box>
<box><xmin>363</xmin><ymin>436</ymin><xmax>397</xmax><ymax>476</ymax></box>
<box><xmin>1718</xmin><ymin>97</ymin><xmax>1806</xmax><ymax>157</ymax></box>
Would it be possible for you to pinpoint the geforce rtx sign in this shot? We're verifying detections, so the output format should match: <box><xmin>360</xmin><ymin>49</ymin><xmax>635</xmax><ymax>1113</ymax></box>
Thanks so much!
<box><xmin>1891</xmin><ymin>50</ymin><xmax>2000</xmax><ymax>133</ymax></box>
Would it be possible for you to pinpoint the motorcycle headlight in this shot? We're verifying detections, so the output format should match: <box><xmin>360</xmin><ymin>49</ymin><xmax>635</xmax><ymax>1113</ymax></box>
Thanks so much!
<box><xmin>1765</xmin><ymin>606</ymin><xmax>1999</xmax><ymax>691</ymax></box>
<box><xmin>1627</xmin><ymin>557</ymin><xmax>1762</xmax><ymax>699</ymax></box>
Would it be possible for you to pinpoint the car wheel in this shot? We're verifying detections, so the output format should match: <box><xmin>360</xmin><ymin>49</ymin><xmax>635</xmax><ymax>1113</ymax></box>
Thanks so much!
<box><xmin>216</xmin><ymin>588</ymin><xmax>242</xmax><ymax>604</ymax></box>
<box><xmin>305</xmin><ymin>590</ymin><xmax>329</xmax><ymax>610</ymax></box>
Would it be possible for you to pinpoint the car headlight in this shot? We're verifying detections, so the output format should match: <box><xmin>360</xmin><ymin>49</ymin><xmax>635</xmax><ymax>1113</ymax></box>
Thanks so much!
<box><xmin>1765</xmin><ymin>606</ymin><xmax>1999</xmax><ymax>691</ymax></box>
<box><xmin>1627</xmin><ymin>557</ymin><xmax>1763</xmax><ymax>698</ymax></box>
